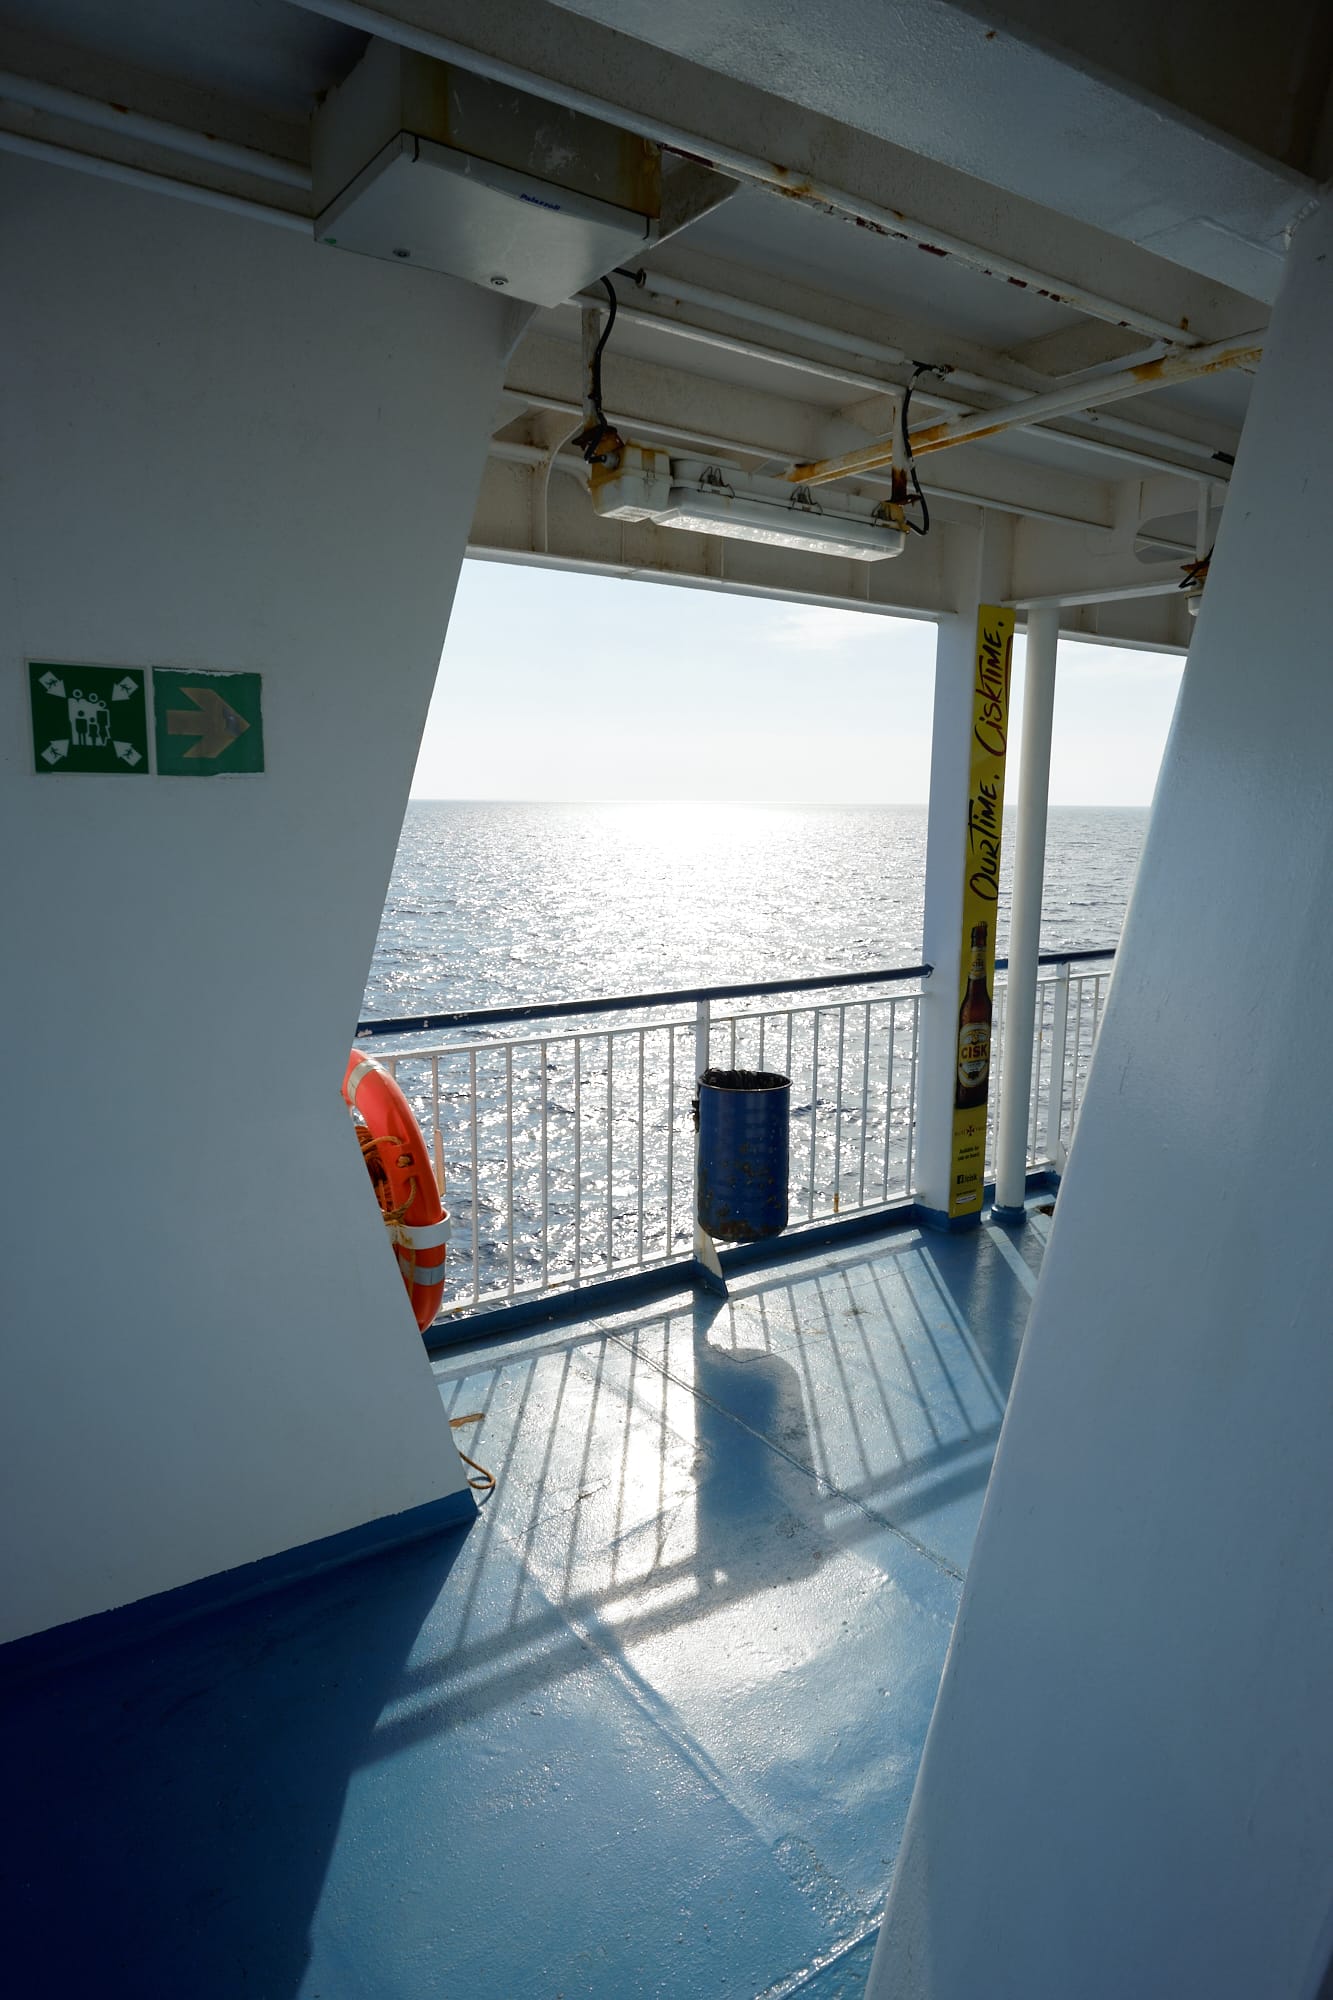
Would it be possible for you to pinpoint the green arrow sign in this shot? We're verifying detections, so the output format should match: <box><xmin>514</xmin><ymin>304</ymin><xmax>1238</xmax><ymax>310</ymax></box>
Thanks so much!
<box><xmin>28</xmin><ymin>662</ymin><xmax>149</xmax><ymax>775</ymax></box>
<box><xmin>154</xmin><ymin>669</ymin><xmax>264</xmax><ymax>776</ymax></box>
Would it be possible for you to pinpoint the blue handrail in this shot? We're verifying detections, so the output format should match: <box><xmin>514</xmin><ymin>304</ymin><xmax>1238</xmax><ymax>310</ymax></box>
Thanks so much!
<box><xmin>355</xmin><ymin>946</ymin><xmax>1114</xmax><ymax>1039</ymax></box>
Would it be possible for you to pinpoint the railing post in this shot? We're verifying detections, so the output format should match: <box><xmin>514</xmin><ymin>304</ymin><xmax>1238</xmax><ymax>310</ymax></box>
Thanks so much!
<box><xmin>1045</xmin><ymin>959</ymin><xmax>1071</xmax><ymax>1169</ymax></box>
<box><xmin>362</xmin><ymin>950</ymin><xmax>1107</xmax><ymax>1325</ymax></box>
<box><xmin>692</xmin><ymin>998</ymin><xmax>726</xmax><ymax>1293</ymax></box>
<box><xmin>994</xmin><ymin>603</ymin><xmax>1059</xmax><ymax>1222</ymax></box>
<box><xmin>694</xmin><ymin>998</ymin><xmax>710</xmax><ymax>1108</ymax></box>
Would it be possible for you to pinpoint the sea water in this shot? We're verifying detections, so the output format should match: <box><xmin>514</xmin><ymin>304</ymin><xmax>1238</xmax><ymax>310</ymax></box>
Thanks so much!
<box><xmin>364</xmin><ymin>801</ymin><xmax>1147</xmax><ymax>1021</ymax></box>
<box><xmin>358</xmin><ymin>804</ymin><xmax>1147</xmax><ymax>1306</ymax></box>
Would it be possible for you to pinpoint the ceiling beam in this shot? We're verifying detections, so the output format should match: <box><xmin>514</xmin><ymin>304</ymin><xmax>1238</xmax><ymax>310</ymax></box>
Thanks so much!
<box><xmin>285</xmin><ymin>0</ymin><xmax>1273</xmax><ymax>342</ymax></box>
<box><xmin>469</xmin><ymin>455</ymin><xmax>1187</xmax><ymax>649</ymax></box>
<box><xmin>575</xmin><ymin>252</ymin><xmax>1241</xmax><ymax>478</ymax></box>
<box><xmin>538</xmin><ymin>0</ymin><xmax>1313</xmax><ymax>300</ymax></box>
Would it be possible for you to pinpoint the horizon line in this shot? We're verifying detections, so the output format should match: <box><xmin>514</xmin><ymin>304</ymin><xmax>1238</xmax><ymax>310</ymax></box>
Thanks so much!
<box><xmin>405</xmin><ymin>795</ymin><xmax>1153</xmax><ymax>809</ymax></box>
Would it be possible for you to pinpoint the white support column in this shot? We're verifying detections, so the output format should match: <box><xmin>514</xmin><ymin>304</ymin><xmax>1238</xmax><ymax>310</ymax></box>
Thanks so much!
<box><xmin>993</xmin><ymin>603</ymin><xmax>1059</xmax><ymax>1221</ymax></box>
<box><xmin>914</xmin><ymin>515</ymin><xmax>1013</xmax><ymax>1226</ymax></box>
<box><xmin>869</xmin><ymin>190</ymin><xmax>1333</xmax><ymax>2000</ymax></box>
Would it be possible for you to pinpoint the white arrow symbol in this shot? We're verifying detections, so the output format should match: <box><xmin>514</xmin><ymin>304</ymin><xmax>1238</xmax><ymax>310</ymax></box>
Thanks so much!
<box><xmin>42</xmin><ymin>739</ymin><xmax>69</xmax><ymax>765</ymax></box>
<box><xmin>113</xmin><ymin>740</ymin><xmax>142</xmax><ymax>767</ymax></box>
<box><xmin>112</xmin><ymin>676</ymin><xmax>139</xmax><ymax>702</ymax></box>
<box><xmin>39</xmin><ymin>671</ymin><xmax>66</xmax><ymax>698</ymax></box>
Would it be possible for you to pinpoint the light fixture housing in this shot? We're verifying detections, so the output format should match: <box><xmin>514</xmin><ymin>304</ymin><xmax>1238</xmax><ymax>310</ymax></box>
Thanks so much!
<box><xmin>313</xmin><ymin>41</ymin><xmax>659</xmax><ymax>304</ymax></box>
<box><xmin>590</xmin><ymin>450</ymin><xmax>906</xmax><ymax>560</ymax></box>
<box><xmin>655</xmin><ymin>484</ymin><xmax>904</xmax><ymax>561</ymax></box>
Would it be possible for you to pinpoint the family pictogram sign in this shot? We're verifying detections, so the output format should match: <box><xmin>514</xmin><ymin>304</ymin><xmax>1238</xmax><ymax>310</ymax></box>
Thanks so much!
<box><xmin>28</xmin><ymin>663</ymin><xmax>265</xmax><ymax>777</ymax></box>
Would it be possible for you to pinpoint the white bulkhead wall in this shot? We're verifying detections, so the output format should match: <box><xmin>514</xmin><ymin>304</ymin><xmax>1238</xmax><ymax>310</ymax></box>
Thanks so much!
<box><xmin>869</xmin><ymin>191</ymin><xmax>1333</xmax><ymax>1999</ymax></box>
<box><xmin>0</xmin><ymin>161</ymin><xmax>524</xmax><ymax>1645</ymax></box>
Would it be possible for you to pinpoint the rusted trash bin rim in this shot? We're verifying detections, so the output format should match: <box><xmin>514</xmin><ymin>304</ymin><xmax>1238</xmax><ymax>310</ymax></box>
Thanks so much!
<box><xmin>699</xmin><ymin>1067</ymin><xmax>790</xmax><ymax>1092</ymax></box>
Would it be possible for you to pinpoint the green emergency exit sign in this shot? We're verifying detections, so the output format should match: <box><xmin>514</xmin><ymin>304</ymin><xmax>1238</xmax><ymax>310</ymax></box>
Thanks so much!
<box><xmin>28</xmin><ymin>662</ymin><xmax>149</xmax><ymax>774</ymax></box>
<box><xmin>153</xmin><ymin>669</ymin><xmax>264</xmax><ymax>776</ymax></box>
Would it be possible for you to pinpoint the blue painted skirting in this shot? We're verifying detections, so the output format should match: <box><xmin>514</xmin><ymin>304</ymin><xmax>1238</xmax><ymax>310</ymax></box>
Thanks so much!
<box><xmin>0</xmin><ymin>1486</ymin><xmax>477</xmax><ymax>1687</ymax></box>
<box><xmin>430</xmin><ymin>1172</ymin><xmax>1062</xmax><ymax>1352</ymax></box>
<box><xmin>428</xmin><ymin>1259</ymin><xmax>699</xmax><ymax>1350</ymax></box>
<box><xmin>913</xmin><ymin>1201</ymin><xmax>986</xmax><ymax>1234</ymax></box>
<box><xmin>917</xmin><ymin>1168</ymin><xmax>1060</xmax><ymax>1236</ymax></box>
<box><xmin>424</xmin><ymin>1199</ymin><xmax>924</xmax><ymax>1352</ymax></box>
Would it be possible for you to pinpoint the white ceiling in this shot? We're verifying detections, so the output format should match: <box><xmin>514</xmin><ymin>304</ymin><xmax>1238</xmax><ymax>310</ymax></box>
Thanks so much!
<box><xmin>2</xmin><ymin>0</ymin><xmax>1294</xmax><ymax>644</ymax></box>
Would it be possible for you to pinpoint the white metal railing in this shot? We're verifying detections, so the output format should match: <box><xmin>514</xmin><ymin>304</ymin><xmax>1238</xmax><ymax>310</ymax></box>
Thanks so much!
<box><xmin>357</xmin><ymin>952</ymin><xmax>1111</xmax><ymax>1324</ymax></box>
<box><xmin>986</xmin><ymin>958</ymin><xmax>1113</xmax><ymax>1181</ymax></box>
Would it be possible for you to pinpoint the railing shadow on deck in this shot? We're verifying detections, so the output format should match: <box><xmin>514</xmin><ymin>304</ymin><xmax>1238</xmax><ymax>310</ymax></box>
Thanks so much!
<box><xmin>361</xmin><ymin>1224</ymin><xmax>1035</xmax><ymax>1768</ymax></box>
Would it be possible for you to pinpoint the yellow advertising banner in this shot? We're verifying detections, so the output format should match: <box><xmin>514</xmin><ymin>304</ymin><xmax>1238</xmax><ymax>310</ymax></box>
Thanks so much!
<box><xmin>948</xmin><ymin>604</ymin><xmax>1016</xmax><ymax>1219</ymax></box>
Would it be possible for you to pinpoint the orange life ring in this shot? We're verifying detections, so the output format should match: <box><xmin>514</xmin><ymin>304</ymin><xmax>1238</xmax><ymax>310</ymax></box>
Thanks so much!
<box><xmin>342</xmin><ymin>1049</ymin><xmax>448</xmax><ymax>1333</ymax></box>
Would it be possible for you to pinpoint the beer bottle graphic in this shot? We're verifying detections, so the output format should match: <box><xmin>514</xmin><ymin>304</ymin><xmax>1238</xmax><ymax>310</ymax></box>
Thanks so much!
<box><xmin>955</xmin><ymin>921</ymin><xmax>992</xmax><ymax>1110</ymax></box>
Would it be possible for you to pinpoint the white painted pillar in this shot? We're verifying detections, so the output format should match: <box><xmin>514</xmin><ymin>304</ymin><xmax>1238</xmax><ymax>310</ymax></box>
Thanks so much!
<box><xmin>992</xmin><ymin>604</ymin><xmax>1058</xmax><ymax>1220</ymax></box>
<box><xmin>914</xmin><ymin>516</ymin><xmax>1013</xmax><ymax>1225</ymax></box>
<box><xmin>869</xmin><ymin>191</ymin><xmax>1333</xmax><ymax>2000</ymax></box>
<box><xmin>0</xmin><ymin>161</ymin><xmax>528</xmax><ymax>1645</ymax></box>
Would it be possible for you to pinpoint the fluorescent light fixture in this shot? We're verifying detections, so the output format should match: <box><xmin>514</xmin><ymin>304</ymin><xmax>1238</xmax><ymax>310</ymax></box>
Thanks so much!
<box><xmin>590</xmin><ymin>447</ymin><xmax>907</xmax><ymax>560</ymax></box>
<box><xmin>655</xmin><ymin>485</ymin><xmax>904</xmax><ymax>560</ymax></box>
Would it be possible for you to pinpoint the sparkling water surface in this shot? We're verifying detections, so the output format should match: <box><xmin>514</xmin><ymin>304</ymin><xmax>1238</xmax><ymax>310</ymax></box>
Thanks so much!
<box><xmin>361</xmin><ymin>803</ymin><xmax>1145</xmax><ymax>1306</ymax></box>
<box><xmin>365</xmin><ymin>801</ymin><xmax>1147</xmax><ymax>1021</ymax></box>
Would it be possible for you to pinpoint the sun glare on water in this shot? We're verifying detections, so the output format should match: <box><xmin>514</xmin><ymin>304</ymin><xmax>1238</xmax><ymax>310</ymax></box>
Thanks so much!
<box><xmin>595</xmin><ymin>799</ymin><xmax>797</xmax><ymax>864</ymax></box>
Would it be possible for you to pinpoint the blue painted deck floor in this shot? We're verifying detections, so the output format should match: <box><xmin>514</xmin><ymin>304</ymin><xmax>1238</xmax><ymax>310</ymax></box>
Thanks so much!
<box><xmin>4</xmin><ymin>1213</ymin><xmax>1047</xmax><ymax>1999</ymax></box>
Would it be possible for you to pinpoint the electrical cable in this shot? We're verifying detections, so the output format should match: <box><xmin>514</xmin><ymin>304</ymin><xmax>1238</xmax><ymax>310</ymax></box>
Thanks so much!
<box><xmin>578</xmin><ymin>274</ymin><xmax>620</xmax><ymax>464</ymax></box>
<box><xmin>537</xmin><ymin>417</ymin><xmax>585</xmax><ymax>553</ymax></box>
<box><xmin>900</xmin><ymin>364</ymin><xmax>934</xmax><ymax>536</ymax></box>
<box><xmin>1178</xmin><ymin>543</ymin><xmax>1213</xmax><ymax>590</ymax></box>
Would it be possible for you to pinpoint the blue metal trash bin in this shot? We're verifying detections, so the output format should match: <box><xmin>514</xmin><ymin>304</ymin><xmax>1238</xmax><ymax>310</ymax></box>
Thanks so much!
<box><xmin>696</xmin><ymin>1067</ymin><xmax>791</xmax><ymax>1242</ymax></box>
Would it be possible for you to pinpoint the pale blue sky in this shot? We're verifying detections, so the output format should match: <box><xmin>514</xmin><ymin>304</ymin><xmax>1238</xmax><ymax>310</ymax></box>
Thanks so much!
<box><xmin>412</xmin><ymin>559</ymin><xmax>1184</xmax><ymax>806</ymax></box>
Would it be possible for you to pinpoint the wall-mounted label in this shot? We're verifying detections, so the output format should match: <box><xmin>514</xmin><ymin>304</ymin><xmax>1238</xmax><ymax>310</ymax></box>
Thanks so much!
<box><xmin>948</xmin><ymin>605</ymin><xmax>1015</xmax><ymax>1219</ymax></box>
<box><xmin>28</xmin><ymin>663</ymin><xmax>149</xmax><ymax>774</ymax></box>
<box><xmin>153</xmin><ymin>669</ymin><xmax>264</xmax><ymax>776</ymax></box>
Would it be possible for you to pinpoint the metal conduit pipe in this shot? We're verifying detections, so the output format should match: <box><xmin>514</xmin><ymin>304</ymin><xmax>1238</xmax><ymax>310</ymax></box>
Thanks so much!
<box><xmin>578</xmin><ymin>289</ymin><xmax>1173</xmax><ymax>478</ymax></box>
<box><xmin>792</xmin><ymin>326</ymin><xmax>1264</xmax><ymax>484</ymax></box>
<box><xmin>490</xmin><ymin>440</ymin><xmax>588</xmax><ymax>476</ymax></box>
<box><xmin>0</xmin><ymin>72</ymin><xmax>310</xmax><ymax>188</ymax></box>
<box><xmin>1075</xmin><ymin>407</ymin><xmax>1236</xmax><ymax>467</ymax></box>
<box><xmin>3</xmin><ymin>45</ymin><xmax>1234</xmax><ymax>477</ymax></box>
<box><xmin>284</xmin><ymin>0</ymin><xmax>1204</xmax><ymax>349</ymax></box>
<box><xmin>5</xmin><ymin>45</ymin><xmax>1229</xmax><ymax>482</ymax></box>
<box><xmin>2</xmin><ymin>82</ymin><xmax>1226</xmax><ymax>480</ymax></box>
<box><xmin>0</xmin><ymin>127</ymin><xmax>311</xmax><ymax>228</ymax></box>
<box><xmin>8</xmin><ymin>116</ymin><xmax>1222</xmax><ymax>497</ymax></box>
<box><xmin>614</xmin><ymin>267</ymin><xmax>1216</xmax><ymax>450</ymax></box>
<box><xmin>620</xmin><ymin>267</ymin><xmax>1233</xmax><ymax>449</ymax></box>
<box><xmin>579</xmin><ymin>285</ymin><xmax>1234</xmax><ymax>482</ymax></box>
<box><xmin>475</xmin><ymin>537</ymin><xmax>1191</xmax><ymax>617</ymax></box>
<box><xmin>590</xmin><ymin>290</ymin><xmax>929</xmax><ymax>403</ymax></box>
<box><xmin>616</xmin><ymin>269</ymin><xmax>970</xmax><ymax>387</ymax></box>
<box><xmin>1010</xmin><ymin>578</ymin><xmax>1185</xmax><ymax>610</ymax></box>
<box><xmin>487</xmin><ymin>421</ymin><xmax>1110</xmax><ymax>531</ymax></box>
<box><xmin>0</xmin><ymin>69</ymin><xmax>1224</xmax><ymax>484</ymax></box>
<box><xmin>909</xmin><ymin>329</ymin><xmax>1263</xmax><ymax>456</ymax></box>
